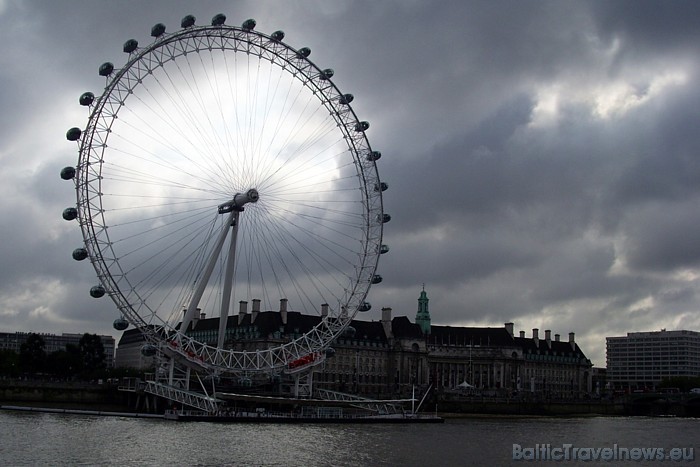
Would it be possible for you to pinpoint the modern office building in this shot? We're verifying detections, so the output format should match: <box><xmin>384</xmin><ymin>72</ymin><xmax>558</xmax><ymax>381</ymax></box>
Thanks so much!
<box><xmin>606</xmin><ymin>329</ymin><xmax>700</xmax><ymax>389</ymax></box>
<box><xmin>0</xmin><ymin>331</ymin><xmax>116</xmax><ymax>368</ymax></box>
<box><xmin>113</xmin><ymin>327</ymin><xmax>157</xmax><ymax>370</ymax></box>
<box><xmin>116</xmin><ymin>290</ymin><xmax>593</xmax><ymax>397</ymax></box>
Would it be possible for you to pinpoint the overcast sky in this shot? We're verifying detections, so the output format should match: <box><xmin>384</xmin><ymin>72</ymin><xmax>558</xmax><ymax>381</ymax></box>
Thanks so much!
<box><xmin>2</xmin><ymin>0</ymin><xmax>700</xmax><ymax>367</ymax></box>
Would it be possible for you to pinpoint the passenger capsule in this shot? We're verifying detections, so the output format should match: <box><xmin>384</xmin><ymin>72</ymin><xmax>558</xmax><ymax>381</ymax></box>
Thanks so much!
<box><xmin>242</xmin><ymin>19</ymin><xmax>256</xmax><ymax>30</ymax></box>
<box><xmin>379</xmin><ymin>244</ymin><xmax>390</xmax><ymax>254</ymax></box>
<box><xmin>113</xmin><ymin>317</ymin><xmax>129</xmax><ymax>331</ymax></box>
<box><xmin>72</xmin><ymin>248</ymin><xmax>88</xmax><ymax>261</ymax></box>
<box><xmin>358</xmin><ymin>302</ymin><xmax>371</xmax><ymax>312</ymax></box>
<box><xmin>141</xmin><ymin>344</ymin><xmax>157</xmax><ymax>356</ymax></box>
<box><xmin>325</xmin><ymin>347</ymin><xmax>336</xmax><ymax>358</ymax></box>
<box><xmin>79</xmin><ymin>92</ymin><xmax>94</xmax><ymax>106</ymax></box>
<box><xmin>211</xmin><ymin>13</ymin><xmax>226</xmax><ymax>26</ymax></box>
<box><xmin>271</xmin><ymin>30</ymin><xmax>285</xmax><ymax>41</ymax></box>
<box><xmin>98</xmin><ymin>62</ymin><xmax>114</xmax><ymax>77</ymax></box>
<box><xmin>339</xmin><ymin>94</ymin><xmax>354</xmax><ymax>105</ymax></box>
<box><xmin>320</xmin><ymin>68</ymin><xmax>334</xmax><ymax>80</ymax></box>
<box><xmin>123</xmin><ymin>39</ymin><xmax>138</xmax><ymax>53</ymax></box>
<box><xmin>344</xmin><ymin>326</ymin><xmax>356</xmax><ymax>337</ymax></box>
<box><xmin>180</xmin><ymin>15</ymin><xmax>196</xmax><ymax>28</ymax></box>
<box><xmin>366</xmin><ymin>151</ymin><xmax>381</xmax><ymax>162</ymax></box>
<box><xmin>354</xmin><ymin>121</ymin><xmax>370</xmax><ymax>132</ymax></box>
<box><xmin>379</xmin><ymin>213</ymin><xmax>391</xmax><ymax>223</ymax></box>
<box><xmin>60</xmin><ymin>166</ymin><xmax>76</xmax><ymax>180</ymax></box>
<box><xmin>296</xmin><ymin>47</ymin><xmax>311</xmax><ymax>58</ymax></box>
<box><xmin>375</xmin><ymin>181</ymin><xmax>388</xmax><ymax>192</ymax></box>
<box><xmin>66</xmin><ymin>127</ymin><xmax>82</xmax><ymax>141</ymax></box>
<box><xmin>151</xmin><ymin>23</ymin><xmax>166</xmax><ymax>37</ymax></box>
<box><xmin>371</xmin><ymin>274</ymin><xmax>383</xmax><ymax>284</ymax></box>
<box><xmin>90</xmin><ymin>285</ymin><xmax>106</xmax><ymax>298</ymax></box>
<box><xmin>62</xmin><ymin>207</ymin><xmax>78</xmax><ymax>221</ymax></box>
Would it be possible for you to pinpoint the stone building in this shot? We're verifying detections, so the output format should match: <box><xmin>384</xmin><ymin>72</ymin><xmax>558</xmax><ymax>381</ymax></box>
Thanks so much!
<box><xmin>116</xmin><ymin>290</ymin><xmax>592</xmax><ymax>397</ymax></box>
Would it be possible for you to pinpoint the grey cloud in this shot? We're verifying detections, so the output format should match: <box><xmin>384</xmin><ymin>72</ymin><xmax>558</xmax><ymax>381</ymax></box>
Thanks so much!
<box><xmin>1</xmin><ymin>1</ymin><xmax>699</xmax><ymax>368</ymax></box>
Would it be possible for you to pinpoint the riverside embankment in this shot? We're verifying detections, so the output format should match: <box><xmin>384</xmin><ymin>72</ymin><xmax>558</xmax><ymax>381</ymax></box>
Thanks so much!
<box><xmin>0</xmin><ymin>379</ymin><xmax>131</xmax><ymax>412</ymax></box>
<box><xmin>437</xmin><ymin>397</ymin><xmax>625</xmax><ymax>416</ymax></box>
<box><xmin>3</xmin><ymin>380</ymin><xmax>698</xmax><ymax>417</ymax></box>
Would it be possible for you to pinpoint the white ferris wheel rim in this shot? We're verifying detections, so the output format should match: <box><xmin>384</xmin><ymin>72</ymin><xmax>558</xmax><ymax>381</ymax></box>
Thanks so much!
<box><xmin>68</xmin><ymin>16</ymin><xmax>386</xmax><ymax>374</ymax></box>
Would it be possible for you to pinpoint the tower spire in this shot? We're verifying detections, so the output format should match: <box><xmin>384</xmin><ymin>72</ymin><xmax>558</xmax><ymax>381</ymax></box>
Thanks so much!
<box><xmin>415</xmin><ymin>286</ymin><xmax>431</xmax><ymax>335</ymax></box>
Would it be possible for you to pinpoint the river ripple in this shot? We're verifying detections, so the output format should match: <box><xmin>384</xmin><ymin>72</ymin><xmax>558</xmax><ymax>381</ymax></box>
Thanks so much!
<box><xmin>1</xmin><ymin>411</ymin><xmax>698</xmax><ymax>466</ymax></box>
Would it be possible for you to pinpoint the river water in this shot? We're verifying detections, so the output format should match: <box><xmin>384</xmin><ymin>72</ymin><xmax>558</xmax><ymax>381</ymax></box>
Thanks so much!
<box><xmin>1</xmin><ymin>411</ymin><xmax>698</xmax><ymax>466</ymax></box>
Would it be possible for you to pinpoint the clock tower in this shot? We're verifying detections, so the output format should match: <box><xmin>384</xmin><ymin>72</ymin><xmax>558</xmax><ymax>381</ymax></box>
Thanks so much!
<box><xmin>415</xmin><ymin>286</ymin><xmax>431</xmax><ymax>335</ymax></box>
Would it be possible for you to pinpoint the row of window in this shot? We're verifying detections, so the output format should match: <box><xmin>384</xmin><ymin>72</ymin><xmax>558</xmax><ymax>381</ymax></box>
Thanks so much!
<box><xmin>317</xmin><ymin>372</ymin><xmax>387</xmax><ymax>385</ymax></box>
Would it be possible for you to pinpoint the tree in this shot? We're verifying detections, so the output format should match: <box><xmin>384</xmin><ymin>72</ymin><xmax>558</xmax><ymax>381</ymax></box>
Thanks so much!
<box><xmin>78</xmin><ymin>333</ymin><xmax>106</xmax><ymax>378</ymax></box>
<box><xmin>19</xmin><ymin>333</ymin><xmax>46</xmax><ymax>375</ymax></box>
<box><xmin>46</xmin><ymin>344</ymin><xmax>82</xmax><ymax>379</ymax></box>
<box><xmin>0</xmin><ymin>349</ymin><xmax>20</xmax><ymax>377</ymax></box>
<box><xmin>659</xmin><ymin>376</ymin><xmax>700</xmax><ymax>392</ymax></box>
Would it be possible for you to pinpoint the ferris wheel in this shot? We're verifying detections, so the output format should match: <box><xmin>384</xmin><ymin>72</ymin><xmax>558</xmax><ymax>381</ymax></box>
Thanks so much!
<box><xmin>61</xmin><ymin>14</ymin><xmax>388</xmax><ymax>376</ymax></box>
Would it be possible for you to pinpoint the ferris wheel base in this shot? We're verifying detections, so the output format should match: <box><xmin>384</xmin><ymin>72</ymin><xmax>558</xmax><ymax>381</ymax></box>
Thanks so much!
<box><xmin>164</xmin><ymin>390</ymin><xmax>443</xmax><ymax>423</ymax></box>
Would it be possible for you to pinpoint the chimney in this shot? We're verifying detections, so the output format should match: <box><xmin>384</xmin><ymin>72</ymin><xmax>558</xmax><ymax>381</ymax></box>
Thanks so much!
<box><xmin>555</xmin><ymin>333</ymin><xmax>560</xmax><ymax>342</ymax></box>
<box><xmin>545</xmin><ymin>330</ymin><xmax>552</xmax><ymax>348</ymax></box>
<box><xmin>532</xmin><ymin>328</ymin><xmax>539</xmax><ymax>347</ymax></box>
<box><xmin>569</xmin><ymin>332</ymin><xmax>576</xmax><ymax>351</ymax></box>
<box><xmin>321</xmin><ymin>303</ymin><xmax>329</xmax><ymax>318</ymax></box>
<box><xmin>238</xmin><ymin>301</ymin><xmax>248</xmax><ymax>325</ymax></box>
<box><xmin>251</xmin><ymin>299</ymin><xmax>260</xmax><ymax>324</ymax></box>
<box><xmin>519</xmin><ymin>330</ymin><xmax>525</xmax><ymax>339</ymax></box>
<box><xmin>192</xmin><ymin>307</ymin><xmax>202</xmax><ymax>329</ymax></box>
<box><xmin>504</xmin><ymin>322</ymin><xmax>514</xmax><ymax>338</ymax></box>
<box><xmin>280</xmin><ymin>298</ymin><xmax>288</xmax><ymax>325</ymax></box>
<box><xmin>381</xmin><ymin>307</ymin><xmax>393</xmax><ymax>339</ymax></box>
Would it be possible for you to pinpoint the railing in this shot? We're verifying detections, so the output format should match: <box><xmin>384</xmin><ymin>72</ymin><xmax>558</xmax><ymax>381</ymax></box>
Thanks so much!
<box><xmin>144</xmin><ymin>380</ymin><xmax>220</xmax><ymax>413</ymax></box>
<box><xmin>316</xmin><ymin>388</ymin><xmax>406</xmax><ymax>415</ymax></box>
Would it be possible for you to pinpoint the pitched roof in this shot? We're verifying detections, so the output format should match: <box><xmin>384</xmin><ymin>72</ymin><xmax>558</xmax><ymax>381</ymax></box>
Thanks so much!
<box><xmin>118</xmin><ymin>310</ymin><xmax>589</xmax><ymax>362</ymax></box>
<box><xmin>183</xmin><ymin>310</ymin><xmax>389</xmax><ymax>343</ymax></box>
<box><xmin>428</xmin><ymin>325</ymin><xmax>515</xmax><ymax>347</ymax></box>
<box><xmin>391</xmin><ymin>316</ymin><xmax>424</xmax><ymax>339</ymax></box>
<box><xmin>514</xmin><ymin>336</ymin><xmax>589</xmax><ymax>359</ymax></box>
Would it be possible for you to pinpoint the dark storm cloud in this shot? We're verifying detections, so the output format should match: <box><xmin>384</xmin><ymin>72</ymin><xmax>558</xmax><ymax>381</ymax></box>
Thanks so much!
<box><xmin>367</xmin><ymin>0</ymin><xmax>700</xmax><ymax>368</ymax></box>
<box><xmin>621</xmin><ymin>200</ymin><xmax>700</xmax><ymax>271</ymax></box>
<box><xmin>1</xmin><ymin>0</ymin><xmax>700</xmax><ymax>366</ymax></box>
<box><xmin>591</xmin><ymin>0</ymin><xmax>700</xmax><ymax>54</ymax></box>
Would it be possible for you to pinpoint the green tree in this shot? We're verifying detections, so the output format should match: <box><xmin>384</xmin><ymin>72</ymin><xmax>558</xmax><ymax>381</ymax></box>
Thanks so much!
<box><xmin>46</xmin><ymin>344</ymin><xmax>82</xmax><ymax>379</ymax></box>
<box><xmin>659</xmin><ymin>376</ymin><xmax>700</xmax><ymax>392</ymax></box>
<box><xmin>0</xmin><ymin>349</ymin><xmax>20</xmax><ymax>377</ymax></box>
<box><xmin>78</xmin><ymin>333</ymin><xmax>106</xmax><ymax>378</ymax></box>
<box><xmin>19</xmin><ymin>333</ymin><xmax>46</xmax><ymax>375</ymax></box>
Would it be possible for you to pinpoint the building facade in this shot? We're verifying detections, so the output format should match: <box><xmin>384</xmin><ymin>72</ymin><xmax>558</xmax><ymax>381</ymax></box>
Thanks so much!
<box><xmin>606</xmin><ymin>329</ymin><xmax>700</xmax><ymax>389</ymax></box>
<box><xmin>114</xmin><ymin>327</ymin><xmax>157</xmax><ymax>370</ymax></box>
<box><xmin>116</xmin><ymin>291</ymin><xmax>593</xmax><ymax>397</ymax></box>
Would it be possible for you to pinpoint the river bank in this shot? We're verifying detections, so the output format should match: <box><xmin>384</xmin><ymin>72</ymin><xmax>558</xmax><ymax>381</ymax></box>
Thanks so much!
<box><xmin>2</xmin><ymin>380</ymin><xmax>697</xmax><ymax>417</ymax></box>
<box><xmin>0</xmin><ymin>379</ymin><xmax>132</xmax><ymax>412</ymax></box>
<box><xmin>437</xmin><ymin>397</ymin><xmax>625</xmax><ymax>416</ymax></box>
